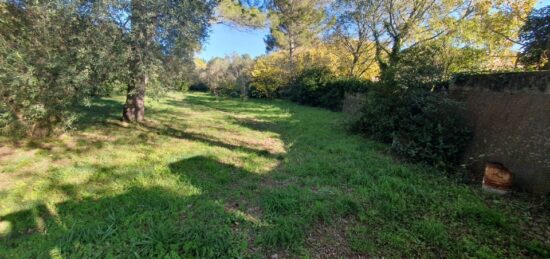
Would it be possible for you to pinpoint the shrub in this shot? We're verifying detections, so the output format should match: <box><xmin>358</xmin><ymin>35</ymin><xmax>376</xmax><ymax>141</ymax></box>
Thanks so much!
<box><xmin>321</xmin><ymin>77</ymin><xmax>371</xmax><ymax>110</ymax></box>
<box><xmin>289</xmin><ymin>67</ymin><xmax>335</xmax><ymax>107</ymax></box>
<box><xmin>189</xmin><ymin>82</ymin><xmax>209</xmax><ymax>92</ymax></box>
<box><xmin>353</xmin><ymin>87</ymin><xmax>402</xmax><ymax>142</ymax></box>
<box><xmin>354</xmin><ymin>87</ymin><xmax>472</xmax><ymax>169</ymax></box>
<box><xmin>391</xmin><ymin>41</ymin><xmax>486</xmax><ymax>91</ymax></box>
<box><xmin>249</xmin><ymin>76</ymin><xmax>283</xmax><ymax>98</ymax></box>
<box><xmin>289</xmin><ymin>67</ymin><xmax>371</xmax><ymax>111</ymax></box>
<box><xmin>390</xmin><ymin>91</ymin><xmax>472</xmax><ymax>169</ymax></box>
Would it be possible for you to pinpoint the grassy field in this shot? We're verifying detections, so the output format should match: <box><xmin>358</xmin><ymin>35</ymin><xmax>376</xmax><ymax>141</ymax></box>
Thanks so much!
<box><xmin>0</xmin><ymin>92</ymin><xmax>548</xmax><ymax>258</ymax></box>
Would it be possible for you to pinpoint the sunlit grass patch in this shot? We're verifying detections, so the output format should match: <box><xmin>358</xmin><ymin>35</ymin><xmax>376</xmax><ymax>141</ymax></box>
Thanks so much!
<box><xmin>0</xmin><ymin>92</ymin><xmax>548</xmax><ymax>258</ymax></box>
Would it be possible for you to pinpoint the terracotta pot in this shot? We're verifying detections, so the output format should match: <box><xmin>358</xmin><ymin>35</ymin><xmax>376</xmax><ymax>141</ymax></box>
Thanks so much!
<box><xmin>482</xmin><ymin>162</ymin><xmax>513</xmax><ymax>194</ymax></box>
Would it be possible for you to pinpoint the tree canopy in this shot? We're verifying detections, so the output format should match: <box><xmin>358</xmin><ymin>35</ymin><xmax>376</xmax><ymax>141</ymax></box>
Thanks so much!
<box><xmin>0</xmin><ymin>0</ymin><xmax>544</xmax><ymax>137</ymax></box>
<box><xmin>265</xmin><ymin>0</ymin><xmax>329</xmax><ymax>76</ymax></box>
<box><xmin>519</xmin><ymin>5</ymin><xmax>550</xmax><ymax>69</ymax></box>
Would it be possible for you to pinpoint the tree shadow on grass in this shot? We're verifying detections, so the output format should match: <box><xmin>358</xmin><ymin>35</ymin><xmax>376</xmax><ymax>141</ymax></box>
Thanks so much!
<box><xmin>1</xmin><ymin>152</ymin><xmax>358</xmax><ymax>257</ymax></box>
<box><xmin>0</xmin><ymin>98</ymin><xmax>123</xmax><ymax>159</ymax></box>
<box><xmin>0</xmin><ymin>156</ymin><xmax>269</xmax><ymax>258</ymax></box>
<box><xmin>3</xmin><ymin>93</ymin><xmax>549</xmax><ymax>257</ymax></box>
<box><xmin>137</xmin><ymin>122</ymin><xmax>283</xmax><ymax>158</ymax></box>
<box><xmin>73</xmin><ymin>98</ymin><xmax>123</xmax><ymax>128</ymax></box>
<box><xmin>1</xmin><ymin>93</ymin><xmax>365</xmax><ymax>257</ymax></box>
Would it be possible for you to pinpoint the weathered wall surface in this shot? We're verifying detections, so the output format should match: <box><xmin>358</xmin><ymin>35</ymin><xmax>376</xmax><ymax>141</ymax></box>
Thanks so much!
<box><xmin>342</xmin><ymin>92</ymin><xmax>367</xmax><ymax>116</ymax></box>
<box><xmin>450</xmin><ymin>71</ymin><xmax>550</xmax><ymax>194</ymax></box>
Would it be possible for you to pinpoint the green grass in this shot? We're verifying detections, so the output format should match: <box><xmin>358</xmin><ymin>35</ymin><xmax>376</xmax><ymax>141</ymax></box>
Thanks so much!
<box><xmin>0</xmin><ymin>92</ymin><xmax>548</xmax><ymax>258</ymax></box>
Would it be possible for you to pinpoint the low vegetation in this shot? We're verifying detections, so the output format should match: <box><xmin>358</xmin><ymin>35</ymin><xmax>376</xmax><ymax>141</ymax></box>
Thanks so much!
<box><xmin>1</xmin><ymin>93</ymin><xmax>548</xmax><ymax>257</ymax></box>
<box><xmin>353</xmin><ymin>87</ymin><xmax>472</xmax><ymax>169</ymax></box>
<box><xmin>1</xmin><ymin>1</ymin><xmax>549</xmax><ymax>257</ymax></box>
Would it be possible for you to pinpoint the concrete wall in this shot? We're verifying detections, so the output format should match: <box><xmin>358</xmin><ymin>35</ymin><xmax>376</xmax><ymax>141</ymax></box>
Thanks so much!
<box><xmin>450</xmin><ymin>71</ymin><xmax>550</xmax><ymax>194</ymax></box>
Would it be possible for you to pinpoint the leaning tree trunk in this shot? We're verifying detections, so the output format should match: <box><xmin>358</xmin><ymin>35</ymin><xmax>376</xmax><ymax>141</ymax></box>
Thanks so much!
<box><xmin>123</xmin><ymin>0</ymin><xmax>152</xmax><ymax>122</ymax></box>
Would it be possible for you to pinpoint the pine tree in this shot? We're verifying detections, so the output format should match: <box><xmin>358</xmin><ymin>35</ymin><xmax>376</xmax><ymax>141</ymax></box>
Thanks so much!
<box><xmin>265</xmin><ymin>0</ymin><xmax>328</xmax><ymax>78</ymax></box>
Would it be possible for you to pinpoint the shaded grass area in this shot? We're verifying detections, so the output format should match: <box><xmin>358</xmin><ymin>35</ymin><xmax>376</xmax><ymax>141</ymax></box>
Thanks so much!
<box><xmin>0</xmin><ymin>92</ymin><xmax>548</xmax><ymax>258</ymax></box>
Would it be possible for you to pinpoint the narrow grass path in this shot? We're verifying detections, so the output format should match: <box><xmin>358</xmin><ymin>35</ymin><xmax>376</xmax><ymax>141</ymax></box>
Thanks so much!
<box><xmin>0</xmin><ymin>92</ymin><xmax>548</xmax><ymax>258</ymax></box>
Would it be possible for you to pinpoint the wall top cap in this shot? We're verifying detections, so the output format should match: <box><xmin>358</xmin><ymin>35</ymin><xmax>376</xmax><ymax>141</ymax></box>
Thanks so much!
<box><xmin>451</xmin><ymin>71</ymin><xmax>550</xmax><ymax>94</ymax></box>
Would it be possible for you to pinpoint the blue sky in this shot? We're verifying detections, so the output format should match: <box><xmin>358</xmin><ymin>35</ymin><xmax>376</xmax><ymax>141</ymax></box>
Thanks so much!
<box><xmin>538</xmin><ymin>0</ymin><xmax>550</xmax><ymax>7</ymax></box>
<box><xmin>198</xmin><ymin>24</ymin><xmax>268</xmax><ymax>60</ymax></box>
<box><xmin>198</xmin><ymin>0</ymin><xmax>550</xmax><ymax>61</ymax></box>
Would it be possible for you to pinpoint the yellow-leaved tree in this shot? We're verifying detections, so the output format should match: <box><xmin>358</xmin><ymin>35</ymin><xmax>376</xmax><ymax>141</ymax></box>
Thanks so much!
<box><xmin>250</xmin><ymin>42</ymin><xmax>380</xmax><ymax>97</ymax></box>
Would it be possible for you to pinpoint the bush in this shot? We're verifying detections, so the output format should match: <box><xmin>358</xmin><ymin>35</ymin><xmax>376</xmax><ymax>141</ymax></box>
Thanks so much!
<box><xmin>353</xmin><ymin>88</ymin><xmax>402</xmax><ymax>142</ymax></box>
<box><xmin>249</xmin><ymin>75</ymin><xmax>285</xmax><ymax>99</ymax></box>
<box><xmin>354</xmin><ymin>87</ymin><xmax>472</xmax><ymax>169</ymax></box>
<box><xmin>189</xmin><ymin>82</ymin><xmax>210</xmax><ymax>92</ymax></box>
<box><xmin>289</xmin><ymin>67</ymin><xmax>370</xmax><ymax>111</ymax></box>
<box><xmin>289</xmin><ymin>67</ymin><xmax>335</xmax><ymax>107</ymax></box>
<box><xmin>196</xmin><ymin>55</ymin><xmax>254</xmax><ymax>98</ymax></box>
<box><xmin>321</xmin><ymin>77</ymin><xmax>371</xmax><ymax>110</ymax></box>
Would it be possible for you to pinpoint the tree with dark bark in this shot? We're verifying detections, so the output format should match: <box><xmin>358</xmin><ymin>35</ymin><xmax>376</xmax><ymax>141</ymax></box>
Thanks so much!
<box><xmin>120</xmin><ymin>0</ymin><xmax>216</xmax><ymax>122</ymax></box>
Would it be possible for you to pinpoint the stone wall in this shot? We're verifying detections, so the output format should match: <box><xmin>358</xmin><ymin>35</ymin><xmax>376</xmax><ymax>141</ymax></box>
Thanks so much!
<box><xmin>450</xmin><ymin>71</ymin><xmax>550</xmax><ymax>194</ymax></box>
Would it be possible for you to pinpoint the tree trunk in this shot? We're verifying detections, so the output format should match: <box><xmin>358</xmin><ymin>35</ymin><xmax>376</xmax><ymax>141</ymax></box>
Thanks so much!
<box><xmin>349</xmin><ymin>53</ymin><xmax>359</xmax><ymax>77</ymax></box>
<box><xmin>379</xmin><ymin>36</ymin><xmax>402</xmax><ymax>84</ymax></box>
<box><xmin>122</xmin><ymin>72</ymin><xmax>147</xmax><ymax>122</ymax></box>
<box><xmin>122</xmin><ymin>0</ymin><xmax>151</xmax><ymax>122</ymax></box>
<box><xmin>288</xmin><ymin>39</ymin><xmax>295</xmax><ymax>78</ymax></box>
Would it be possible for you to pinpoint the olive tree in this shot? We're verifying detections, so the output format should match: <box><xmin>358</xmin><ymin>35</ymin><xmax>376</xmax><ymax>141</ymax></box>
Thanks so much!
<box><xmin>115</xmin><ymin>0</ymin><xmax>216</xmax><ymax>122</ymax></box>
<box><xmin>0</xmin><ymin>1</ymin><xmax>126</xmax><ymax>136</ymax></box>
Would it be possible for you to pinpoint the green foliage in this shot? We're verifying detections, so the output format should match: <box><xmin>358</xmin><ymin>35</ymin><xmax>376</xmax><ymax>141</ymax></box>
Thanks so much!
<box><xmin>330</xmin><ymin>77</ymin><xmax>372</xmax><ymax>94</ymax></box>
<box><xmin>216</xmin><ymin>0</ymin><xmax>267</xmax><ymax>28</ymax></box>
<box><xmin>248</xmin><ymin>54</ymin><xmax>288</xmax><ymax>98</ymax></box>
<box><xmin>353</xmin><ymin>87</ymin><xmax>400</xmax><ymax>142</ymax></box>
<box><xmin>266</xmin><ymin>0</ymin><xmax>329</xmax><ymax>74</ymax></box>
<box><xmin>0</xmin><ymin>2</ymin><xmax>125</xmax><ymax>137</ymax></box>
<box><xmin>318</xmin><ymin>77</ymin><xmax>371</xmax><ymax>110</ymax></box>
<box><xmin>198</xmin><ymin>54</ymin><xmax>254</xmax><ymax>97</ymax></box>
<box><xmin>289</xmin><ymin>67</ymin><xmax>371</xmax><ymax>110</ymax></box>
<box><xmin>354</xmin><ymin>88</ymin><xmax>472</xmax><ymax>169</ymax></box>
<box><xmin>394</xmin><ymin>42</ymin><xmax>485</xmax><ymax>90</ymax></box>
<box><xmin>0</xmin><ymin>0</ymin><xmax>215</xmax><ymax>132</ymax></box>
<box><xmin>519</xmin><ymin>6</ymin><xmax>550</xmax><ymax>70</ymax></box>
<box><xmin>248</xmin><ymin>77</ymin><xmax>284</xmax><ymax>99</ymax></box>
<box><xmin>289</xmin><ymin>67</ymin><xmax>335</xmax><ymax>107</ymax></box>
<box><xmin>159</xmin><ymin>57</ymin><xmax>196</xmax><ymax>92</ymax></box>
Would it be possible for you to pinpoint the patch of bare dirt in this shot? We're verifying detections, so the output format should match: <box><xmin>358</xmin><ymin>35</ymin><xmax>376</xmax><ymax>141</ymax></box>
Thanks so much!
<box><xmin>0</xmin><ymin>145</ymin><xmax>14</xmax><ymax>159</ymax></box>
<box><xmin>0</xmin><ymin>169</ymin><xmax>40</xmax><ymax>191</ymax></box>
<box><xmin>306</xmin><ymin>218</ymin><xmax>367</xmax><ymax>258</ymax></box>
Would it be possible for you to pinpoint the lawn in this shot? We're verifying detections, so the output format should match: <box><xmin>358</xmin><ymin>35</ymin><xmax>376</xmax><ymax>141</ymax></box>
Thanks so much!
<box><xmin>0</xmin><ymin>92</ymin><xmax>548</xmax><ymax>258</ymax></box>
